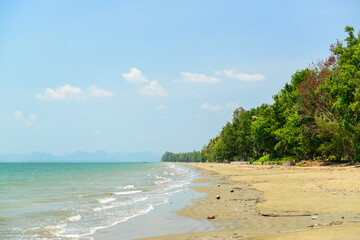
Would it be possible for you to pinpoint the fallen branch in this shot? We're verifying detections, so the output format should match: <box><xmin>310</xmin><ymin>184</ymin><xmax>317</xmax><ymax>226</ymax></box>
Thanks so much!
<box><xmin>260</xmin><ymin>213</ymin><xmax>311</xmax><ymax>217</ymax></box>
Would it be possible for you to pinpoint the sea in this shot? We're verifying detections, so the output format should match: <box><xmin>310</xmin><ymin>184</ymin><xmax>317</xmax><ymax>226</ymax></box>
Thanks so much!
<box><xmin>0</xmin><ymin>162</ymin><xmax>199</xmax><ymax>239</ymax></box>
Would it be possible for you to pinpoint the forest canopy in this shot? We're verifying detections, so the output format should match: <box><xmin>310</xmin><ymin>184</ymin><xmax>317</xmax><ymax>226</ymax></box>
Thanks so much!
<box><xmin>162</xmin><ymin>26</ymin><xmax>360</xmax><ymax>163</ymax></box>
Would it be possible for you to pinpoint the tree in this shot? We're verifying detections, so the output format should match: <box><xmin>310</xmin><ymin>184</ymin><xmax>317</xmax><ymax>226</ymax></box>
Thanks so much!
<box><xmin>163</xmin><ymin>26</ymin><xmax>360</xmax><ymax>163</ymax></box>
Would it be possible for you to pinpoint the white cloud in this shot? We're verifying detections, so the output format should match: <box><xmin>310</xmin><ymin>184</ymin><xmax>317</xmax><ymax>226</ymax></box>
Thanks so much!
<box><xmin>14</xmin><ymin>111</ymin><xmax>37</xmax><ymax>126</ymax></box>
<box><xmin>36</xmin><ymin>85</ymin><xmax>114</xmax><ymax>100</ymax></box>
<box><xmin>36</xmin><ymin>84</ymin><xmax>85</xmax><ymax>100</ymax></box>
<box><xmin>216</xmin><ymin>70</ymin><xmax>265</xmax><ymax>82</ymax></box>
<box><xmin>156</xmin><ymin>105</ymin><xmax>168</xmax><ymax>110</ymax></box>
<box><xmin>201</xmin><ymin>102</ymin><xmax>222</xmax><ymax>111</ymax></box>
<box><xmin>88</xmin><ymin>85</ymin><xmax>114</xmax><ymax>98</ymax></box>
<box><xmin>29</xmin><ymin>114</ymin><xmax>37</xmax><ymax>122</ymax></box>
<box><xmin>14</xmin><ymin>111</ymin><xmax>24</xmax><ymax>121</ymax></box>
<box><xmin>201</xmin><ymin>102</ymin><xmax>239</xmax><ymax>111</ymax></box>
<box><xmin>138</xmin><ymin>81</ymin><xmax>168</xmax><ymax>97</ymax></box>
<box><xmin>122</xmin><ymin>68</ymin><xmax>149</xmax><ymax>83</ymax></box>
<box><xmin>181</xmin><ymin>72</ymin><xmax>221</xmax><ymax>83</ymax></box>
<box><xmin>224</xmin><ymin>102</ymin><xmax>239</xmax><ymax>109</ymax></box>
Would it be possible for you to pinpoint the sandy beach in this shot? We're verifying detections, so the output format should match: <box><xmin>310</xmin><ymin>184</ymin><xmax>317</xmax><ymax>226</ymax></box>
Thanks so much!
<box><xmin>139</xmin><ymin>163</ymin><xmax>360</xmax><ymax>240</ymax></box>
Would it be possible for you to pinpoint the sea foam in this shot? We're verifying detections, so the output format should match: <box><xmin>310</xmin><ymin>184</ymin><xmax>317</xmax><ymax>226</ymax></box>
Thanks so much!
<box><xmin>95</xmin><ymin>197</ymin><xmax>116</xmax><ymax>204</ymax></box>
<box><xmin>116</xmin><ymin>185</ymin><xmax>134</xmax><ymax>190</ymax></box>
<box><xmin>113</xmin><ymin>190</ymin><xmax>142</xmax><ymax>195</ymax></box>
<box><xmin>67</xmin><ymin>215</ymin><xmax>81</xmax><ymax>222</ymax></box>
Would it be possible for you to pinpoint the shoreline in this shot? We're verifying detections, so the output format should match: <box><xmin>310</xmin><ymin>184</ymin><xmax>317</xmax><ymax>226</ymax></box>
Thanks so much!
<box><xmin>91</xmin><ymin>163</ymin><xmax>216</xmax><ymax>240</ymax></box>
<box><xmin>139</xmin><ymin>163</ymin><xmax>360</xmax><ymax>240</ymax></box>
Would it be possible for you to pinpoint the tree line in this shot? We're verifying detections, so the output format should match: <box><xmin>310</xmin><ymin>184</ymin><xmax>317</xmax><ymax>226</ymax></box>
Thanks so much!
<box><xmin>162</xmin><ymin>26</ymin><xmax>360</xmax><ymax>163</ymax></box>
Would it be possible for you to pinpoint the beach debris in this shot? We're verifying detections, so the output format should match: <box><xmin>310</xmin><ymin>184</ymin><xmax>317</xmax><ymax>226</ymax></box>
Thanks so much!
<box><xmin>207</xmin><ymin>215</ymin><xmax>215</xmax><ymax>219</ymax></box>
<box><xmin>216</xmin><ymin>195</ymin><xmax>221</xmax><ymax>199</ymax></box>
<box><xmin>217</xmin><ymin>184</ymin><xmax>220</xmax><ymax>187</ymax></box>
<box><xmin>261</xmin><ymin>213</ymin><xmax>312</xmax><ymax>217</ymax></box>
<box><xmin>283</xmin><ymin>161</ymin><xmax>291</xmax><ymax>166</ymax></box>
<box><xmin>308</xmin><ymin>223</ymin><xmax>319</xmax><ymax>228</ymax></box>
<box><xmin>329</xmin><ymin>221</ymin><xmax>342</xmax><ymax>226</ymax></box>
<box><xmin>333</xmin><ymin>192</ymin><xmax>336</xmax><ymax>195</ymax></box>
<box><xmin>230</xmin><ymin>189</ymin><xmax>234</xmax><ymax>192</ymax></box>
<box><xmin>312</xmin><ymin>216</ymin><xmax>318</xmax><ymax>220</ymax></box>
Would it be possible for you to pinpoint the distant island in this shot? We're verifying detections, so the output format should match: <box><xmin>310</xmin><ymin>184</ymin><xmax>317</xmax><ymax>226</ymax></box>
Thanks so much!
<box><xmin>162</xmin><ymin>26</ymin><xmax>360</xmax><ymax>164</ymax></box>
<box><xmin>0</xmin><ymin>150</ymin><xmax>161</xmax><ymax>162</ymax></box>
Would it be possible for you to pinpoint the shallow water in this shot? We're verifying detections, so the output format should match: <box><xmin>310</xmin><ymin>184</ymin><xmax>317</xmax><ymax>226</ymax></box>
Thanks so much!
<box><xmin>0</xmin><ymin>162</ymin><xmax>195</xmax><ymax>239</ymax></box>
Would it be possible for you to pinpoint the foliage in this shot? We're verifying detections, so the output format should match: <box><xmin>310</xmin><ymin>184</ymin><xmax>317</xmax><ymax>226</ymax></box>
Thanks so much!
<box><xmin>162</xmin><ymin>26</ymin><xmax>360</xmax><ymax>163</ymax></box>
<box><xmin>161</xmin><ymin>151</ymin><xmax>203</xmax><ymax>162</ymax></box>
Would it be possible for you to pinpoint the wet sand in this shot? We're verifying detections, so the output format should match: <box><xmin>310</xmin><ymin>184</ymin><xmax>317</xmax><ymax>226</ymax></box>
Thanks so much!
<box><xmin>139</xmin><ymin>163</ymin><xmax>360</xmax><ymax>240</ymax></box>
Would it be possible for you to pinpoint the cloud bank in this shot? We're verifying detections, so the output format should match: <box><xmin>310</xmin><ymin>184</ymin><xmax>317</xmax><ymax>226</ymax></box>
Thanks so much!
<box><xmin>36</xmin><ymin>85</ymin><xmax>114</xmax><ymax>100</ymax></box>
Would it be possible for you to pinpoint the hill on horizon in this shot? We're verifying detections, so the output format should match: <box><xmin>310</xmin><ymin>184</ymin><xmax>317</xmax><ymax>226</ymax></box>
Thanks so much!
<box><xmin>0</xmin><ymin>151</ymin><xmax>161</xmax><ymax>162</ymax></box>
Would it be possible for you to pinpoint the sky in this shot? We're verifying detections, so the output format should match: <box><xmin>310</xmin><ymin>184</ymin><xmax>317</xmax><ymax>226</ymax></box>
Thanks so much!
<box><xmin>0</xmin><ymin>0</ymin><xmax>359</xmax><ymax>155</ymax></box>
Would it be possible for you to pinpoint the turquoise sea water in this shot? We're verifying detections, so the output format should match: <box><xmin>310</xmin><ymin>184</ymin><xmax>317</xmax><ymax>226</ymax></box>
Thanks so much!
<box><xmin>0</xmin><ymin>162</ymin><xmax>195</xmax><ymax>239</ymax></box>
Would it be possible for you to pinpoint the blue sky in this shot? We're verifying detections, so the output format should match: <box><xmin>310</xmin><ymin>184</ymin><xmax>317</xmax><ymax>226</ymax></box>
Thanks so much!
<box><xmin>0</xmin><ymin>0</ymin><xmax>359</xmax><ymax>155</ymax></box>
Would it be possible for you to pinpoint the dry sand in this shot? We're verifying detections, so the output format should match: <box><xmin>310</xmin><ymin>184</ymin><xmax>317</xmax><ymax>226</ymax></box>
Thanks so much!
<box><xmin>139</xmin><ymin>163</ymin><xmax>360</xmax><ymax>240</ymax></box>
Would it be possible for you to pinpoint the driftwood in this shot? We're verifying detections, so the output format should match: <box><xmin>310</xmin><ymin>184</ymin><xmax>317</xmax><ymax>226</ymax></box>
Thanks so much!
<box><xmin>260</xmin><ymin>213</ymin><xmax>311</xmax><ymax>217</ymax></box>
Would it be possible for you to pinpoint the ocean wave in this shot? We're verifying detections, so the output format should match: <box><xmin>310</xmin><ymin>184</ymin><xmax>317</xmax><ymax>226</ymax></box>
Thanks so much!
<box><xmin>60</xmin><ymin>204</ymin><xmax>155</xmax><ymax>239</ymax></box>
<box><xmin>92</xmin><ymin>205</ymin><xmax>115</xmax><ymax>212</ymax></box>
<box><xmin>113</xmin><ymin>196</ymin><xmax>149</xmax><ymax>207</ymax></box>
<box><xmin>112</xmin><ymin>190</ymin><xmax>142</xmax><ymax>195</ymax></box>
<box><xmin>73</xmin><ymin>194</ymin><xmax>90</xmax><ymax>198</ymax></box>
<box><xmin>92</xmin><ymin>196</ymin><xmax>149</xmax><ymax>212</ymax></box>
<box><xmin>2</xmin><ymin>162</ymin><xmax>197</xmax><ymax>240</ymax></box>
<box><xmin>60</xmin><ymin>165</ymin><xmax>194</xmax><ymax>240</ymax></box>
<box><xmin>116</xmin><ymin>185</ymin><xmax>134</xmax><ymax>190</ymax></box>
<box><xmin>153</xmin><ymin>177</ymin><xmax>172</xmax><ymax>185</ymax></box>
<box><xmin>66</xmin><ymin>214</ymin><xmax>82</xmax><ymax>222</ymax></box>
<box><xmin>44</xmin><ymin>223</ymin><xmax>67</xmax><ymax>236</ymax></box>
<box><xmin>95</xmin><ymin>197</ymin><xmax>116</xmax><ymax>204</ymax></box>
